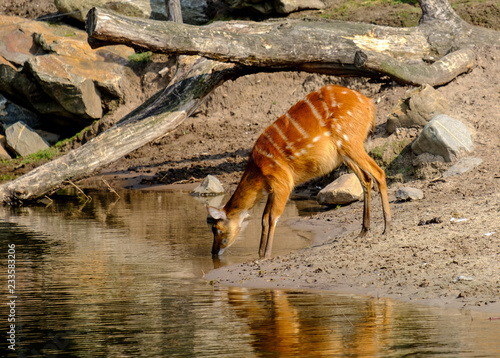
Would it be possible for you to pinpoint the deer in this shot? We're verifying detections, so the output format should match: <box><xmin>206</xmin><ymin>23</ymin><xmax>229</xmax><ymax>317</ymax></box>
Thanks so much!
<box><xmin>207</xmin><ymin>85</ymin><xmax>392</xmax><ymax>258</ymax></box>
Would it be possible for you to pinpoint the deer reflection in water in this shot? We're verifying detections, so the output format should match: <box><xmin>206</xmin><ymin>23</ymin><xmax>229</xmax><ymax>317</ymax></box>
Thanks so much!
<box><xmin>226</xmin><ymin>288</ymin><xmax>394</xmax><ymax>357</ymax></box>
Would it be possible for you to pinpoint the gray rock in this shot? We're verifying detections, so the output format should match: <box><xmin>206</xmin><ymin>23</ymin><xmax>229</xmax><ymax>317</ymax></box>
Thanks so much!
<box><xmin>55</xmin><ymin>0</ymin><xmax>169</xmax><ymax>23</ymax></box>
<box><xmin>36</xmin><ymin>130</ymin><xmax>60</xmax><ymax>146</ymax></box>
<box><xmin>387</xmin><ymin>84</ymin><xmax>449</xmax><ymax>134</ymax></box>
<box><xmin>443</xmin><ymin>157</ymin><xmax>483</xmax><ymax>178</ymax></box>
<box><xmin>0</xmin><ymin>94</ymin><xmax>40</xmax><ymax>128</ymax></box>
<box><xmin>396</xmin><ymin>187</ymin><xmax>424</xmax><ymax>201</ymax></box>
<box><xmin>181</xmin><ymin>0</ymin><xmax>211</xmax><ymax>24</ymax></box>
<box><xmin>191</xmin><ymin>175</ymin><xmax>225</xmax><ymax>196</ymax></box>
<box><xmin>5</xmin><ymin>121</ymin><xmax>50</xmax><ymax>157</ymax></box>
<box><xmin>411</xmin><ymin>114</ymin><xmax>474</xmax><ymax>162</ymax></box>
<box><xmin>412</xmin><ymin>152</ymin><xmax>445</xmax><ymax>166</ymax></box>
<box><xmin>317</xmin><ymin>173</ymin><xmax>363</xmax><ymax>206</ymax></box>
<box><xmin>223</xmin><ymin>0</ymin><xmax>324</xmax><ymax>14</ymax></box>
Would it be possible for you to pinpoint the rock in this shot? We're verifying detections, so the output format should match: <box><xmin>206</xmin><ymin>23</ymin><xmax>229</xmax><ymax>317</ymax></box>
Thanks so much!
<box><xmin>223</xmin><ymin>0</ymin><xmax>324</xmax><ymax>15</ymax></box>
<box><xmin>55</xmin><ymin>0</ymin><xmax>169</xmax><ymax>23</ymax></box>
<box><xmin>275</xmin><ymin>0</ymin><xmax>325</xmax><ymax>13</ymax></box>
<box><xmin>0</xmin><ymin>15</ymin><xmax>138</xmax><ymax>134</ymax></box>
<box><xmin>35</xmin><ymin>130</ymin><xmax>60</xmax><ymax>145</ymax></box>
<box><xmin>55</xmin><ymin>0</ymin><xmax>218</xmax><ymax>25</ymax></box>
<box><xmin>180</xmin><ymin>0</ymin><xmax>215</xmax><ymax>25</ymax></box>
<box><xmin>0</xmin><ymin>135</ymin><xmax>12</xmax><ymax>159</ymax></box>
<box><xmin>191</xmin><ymin>175</ymin><xmax>225</xmax><ymax>196</ymax></box>
<box><xmin>0</xmin><ymin>94</ymin><xmax>40</xmax><ymax>128</ymax></box>
<box><xmin>27</xmin><ymin>56</ymin><xmax>103</xmax><ymax>120</ymax></box>
<box><xmin>442</xmin><ymin>157</ymin><xmax>483</xmax><ymax>178</ymax></box>
<box><xmin>396</xmin><ymin>187</ymin><xmax>424</xmax><ymax>201</ymax></box>
<box><xmin>317</xmin><ymin>174</ymin><xmax>363</xmax><ymax>206</ymax></box>
<box><xmin>5</xmin><ymin>121</ymin><xmax>50</xmax><ymax>157</ymax></box>
<box><xmin>411</xmin><ymin>114</ymin><xmax>474</xmax><ymax>162</ymax></box>
<box><xmin>386</xmin><ymin>84</ymin><xmax>449</xmax><ymax>134</ymax></box>
<box><xmin>412</xmin><ymin>152</ymin><xmax>445</xmax><ymax>167</ymax></box>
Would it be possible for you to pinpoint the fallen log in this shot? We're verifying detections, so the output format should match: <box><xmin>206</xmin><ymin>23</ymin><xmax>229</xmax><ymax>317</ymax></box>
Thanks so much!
<box><xmin>84</xmin><ymin>0</ymin><xmax>497</xmax><ymax>86</ymax></box>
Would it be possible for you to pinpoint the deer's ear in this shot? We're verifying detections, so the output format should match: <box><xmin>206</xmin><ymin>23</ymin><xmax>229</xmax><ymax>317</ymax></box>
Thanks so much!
<box><xmin>206</xmin><ymin>206</ymin><xmax>227</xmax><ymax>220</ymax></box>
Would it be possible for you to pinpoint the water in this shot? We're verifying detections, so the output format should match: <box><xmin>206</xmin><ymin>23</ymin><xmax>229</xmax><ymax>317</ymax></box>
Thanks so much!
<box><xmin>0</xmin><ymin>190</ymin><xmax>499</xmax><ymax>357</ymax></box>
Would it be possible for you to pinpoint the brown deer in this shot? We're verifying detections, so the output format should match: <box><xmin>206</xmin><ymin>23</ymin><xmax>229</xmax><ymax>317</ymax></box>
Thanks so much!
<box><xmin>207</xmin><ymin>85</ymin><xmax>391</xmax><ymax>258</ymax></box>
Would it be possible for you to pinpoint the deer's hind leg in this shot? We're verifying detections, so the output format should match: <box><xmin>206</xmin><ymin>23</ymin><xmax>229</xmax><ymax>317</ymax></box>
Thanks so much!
<box><xmin>345</xmin><ymin>159</ymin><xmax>373</xmax><ymax>237</ymax></box>
<box><xmin>345</xmin><ymin>150</ymin><xmax>392</xmax><ymax>236</ymax></box>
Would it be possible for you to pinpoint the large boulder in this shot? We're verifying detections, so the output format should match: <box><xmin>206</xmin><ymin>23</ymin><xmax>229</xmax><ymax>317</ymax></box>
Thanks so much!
<box><xmin>411</xmin><ymin>114</ymin><xmax>474</xmax><ymax>162</ymax></box>
<box><xmin>26</xmin><ymin>56</ymin><xmax>103</xmax><ymax>120</ymax></box>
<box><xmin>0</xmin><ymin>15</ymin><xmax>138</xmax><ymax>134</ymax></box>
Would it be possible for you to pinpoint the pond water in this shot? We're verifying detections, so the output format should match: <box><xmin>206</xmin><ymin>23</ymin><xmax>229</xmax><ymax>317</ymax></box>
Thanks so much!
<box><xmin>1</xmin><ymin>190</ymin><xmax>499</xmax><ymax>357</ymax></box>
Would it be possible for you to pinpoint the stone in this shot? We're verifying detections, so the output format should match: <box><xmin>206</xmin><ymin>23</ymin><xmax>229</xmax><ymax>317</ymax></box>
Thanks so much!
<box><xmin>0</xmin><ymin>15</ymin><xmax>138</xmax><ymax>133</ymax></box>
<box><xmin>35</xmin><ymin>130</ymin><xmax>60</xmax><ymax>146</ymax></box>
<box><xmin>387</xmin><ymin>84</ymin><xmax>449</xmax><ymax>134</ymax></box>
<box><xmin>27</xmin><ymin>56</ymin><xmax>103</xmax><ymax>120</ymax></box>
<box><xmin>0</xmin><ymin>135</ymin><xmax>12</xmax><ymax>159</ymax></box>
<box><xmin>412</xmin><ymin>152</ymin><xmax>445</xmax><ymax>167</ymax></box>
<box><xmin>54</xmin><ymin>0</ymin><xmax>169</xmax><ymax>23</ymax></box>
<box><xmin>442</xmin><ymin>157</ymin><xmax>483</xmax><ymax>178</ymax></box>
<box><xmin>180</xmin><ymin>0</ymin><xmax>214</xmax><ymax>25</ymax></box>
<box><xmin>396</xmin><ymin>187</ymin><xmax>424</xmax><ymax>201</ymax></box>
<box><xmin>411</xmin><ymin>114</ymin><xmax>474</xmax><ymax>162</ymax></box>
<box><xmin>223</xmin><ymin>0</ymin><xmax>324</xmax><ymax>15</ymax></box>
<box><xmin>191</xmin><ymin>175</ymin><xmax>225</xmax><ymax>196</ymax></box>
<box><xmin>5</xmin><ymin>121</ymin><xmax>50</xmax><ymax>157</ymax></box>
<box><xmin>0</xmin><ymin>94</ymin><xmax>40</xmax><ymax>128</ymax></box>
<box><xmin>317</xmin><ymin>174</ymin><xmax>363</xmax><ymax>206</ymax></box>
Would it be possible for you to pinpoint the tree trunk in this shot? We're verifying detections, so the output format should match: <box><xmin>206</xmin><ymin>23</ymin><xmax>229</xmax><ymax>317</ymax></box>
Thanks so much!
<box><xmin>165</xmin><ymin>0</ymin><xmax>183</xmax><ymax>23</ymax></box>
<box><xmin>1</xmin><ymin>0</ymin><xmax>497</xmax><ymax>204</ymax></box>
<box><xmin>86</xmin><ymin>0</ymin><xmax>498</xmax><ymax>85</ymax></box>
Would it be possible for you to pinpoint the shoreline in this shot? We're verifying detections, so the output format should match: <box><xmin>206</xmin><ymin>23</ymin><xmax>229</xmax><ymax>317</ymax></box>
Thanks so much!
<box><xmin>205</xmin><ymin>191</ymin><xmax>500</xmax><ymax>315</ymax></box>
<box><xmin>83</xmin><ymin>173</ymin><xmax>500</xmax><ymax>315</ymax></box>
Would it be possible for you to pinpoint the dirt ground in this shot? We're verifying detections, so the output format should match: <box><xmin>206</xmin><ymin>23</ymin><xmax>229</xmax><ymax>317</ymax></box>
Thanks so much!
<box><xmin>2</xmin><ymin>1</ymin><xmax>500</xmax><ymax>313</ymax></box>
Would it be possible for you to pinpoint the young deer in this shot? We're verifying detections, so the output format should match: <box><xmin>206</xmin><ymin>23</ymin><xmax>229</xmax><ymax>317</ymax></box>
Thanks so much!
<box><xmin>207</xmin><ymin>85</ymin><xmax>391</xmax><ymax>258</ymax></box>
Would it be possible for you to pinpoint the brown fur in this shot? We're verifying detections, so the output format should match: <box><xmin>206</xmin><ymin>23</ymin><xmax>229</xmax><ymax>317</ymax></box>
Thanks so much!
<box><xmin>208</xmin><ymin>85</ymin><xmax>391</xmax><ymax>258</ymax></box>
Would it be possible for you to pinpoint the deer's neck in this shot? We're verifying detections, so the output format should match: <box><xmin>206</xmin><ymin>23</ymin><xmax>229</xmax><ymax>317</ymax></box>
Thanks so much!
<box><xmin>224</xmin><ymin>161</ymin><xmax>266</xmax><ymax>218</ymax></box>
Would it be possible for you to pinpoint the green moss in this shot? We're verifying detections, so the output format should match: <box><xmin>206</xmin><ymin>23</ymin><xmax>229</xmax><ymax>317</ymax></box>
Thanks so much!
<box><xmin>17</xmin><ymin>147</ymin><xmax>60</xmax><ymax>165</ymax></box>
<box><xmin>128</xmin><ymin>51</ymin><xmax>153</xmax><ymax>63</ymax></box>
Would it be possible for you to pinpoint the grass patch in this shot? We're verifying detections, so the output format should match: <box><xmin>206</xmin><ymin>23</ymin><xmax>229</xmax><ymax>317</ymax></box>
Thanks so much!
<box><xmin>16</xmin><ymin>147</ymin><xmax>60</xmax><ymax>166</ymax></box>
<box><xmin>128</xmin><ymin>51</ymin><xmax>153</xmax><ymax>63</ymax></box>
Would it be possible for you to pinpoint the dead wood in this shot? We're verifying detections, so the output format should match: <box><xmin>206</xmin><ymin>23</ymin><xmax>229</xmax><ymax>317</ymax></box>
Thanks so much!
<box><xmin>86</xmin><ymin>0</ymin><xmax>497</xmax><ymax>85</ymax></box>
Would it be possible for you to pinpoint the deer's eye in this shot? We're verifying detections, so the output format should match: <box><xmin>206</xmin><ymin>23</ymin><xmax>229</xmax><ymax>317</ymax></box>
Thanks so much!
<box><xmin>212</xmin><ymin>225</ymin><xmax>223</xmax><ymax>236</ymax></box>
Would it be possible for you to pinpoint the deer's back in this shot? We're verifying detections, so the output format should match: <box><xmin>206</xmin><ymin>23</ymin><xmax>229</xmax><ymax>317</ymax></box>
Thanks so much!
<box><xmin>251</xmin><ymin>85</ymin><xmax>375</xmax><ymax>186</ymax></box>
